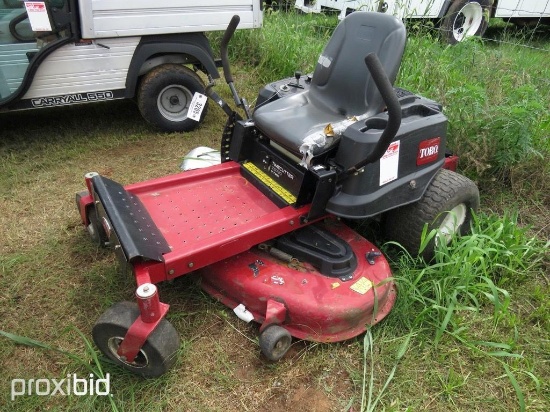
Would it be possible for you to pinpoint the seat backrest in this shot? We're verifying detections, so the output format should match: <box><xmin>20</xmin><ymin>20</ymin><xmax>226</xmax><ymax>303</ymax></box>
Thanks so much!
<box><xmin>309</xmin><ymin>12</ymin><xmax>406</xmax><ymax>117</ymax></box>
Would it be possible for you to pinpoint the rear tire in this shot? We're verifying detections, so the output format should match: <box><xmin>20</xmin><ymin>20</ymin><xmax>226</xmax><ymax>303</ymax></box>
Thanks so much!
<box><xmin>137</xmin><ymin>64</ymin><xmax>207</xmax><ymax>133</ymax></box>
<box><xmin>383</xmin><ymin>169</ymin><xmax>479</xmax><ymax>261</ymax></box>
<box><xmin>441</xmin><ymin>0</ymin><xmax>492</xmax><ymax>44</ymax></box>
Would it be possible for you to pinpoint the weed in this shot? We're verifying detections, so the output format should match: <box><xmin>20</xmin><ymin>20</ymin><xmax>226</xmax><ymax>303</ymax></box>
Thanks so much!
<box><xmin>380</xmin><ymin>210</ymin><xmax>548</xmax><ymax>411</ymax></box>
<box><xmin>360</xmin><ymin>329</ymin><xmax>413</xmax><ymax>412</ymax></box>
<box><xmin>0</xmin><ymin>328</ymin><xmax>118</xmax><ymax>411</ymax></box>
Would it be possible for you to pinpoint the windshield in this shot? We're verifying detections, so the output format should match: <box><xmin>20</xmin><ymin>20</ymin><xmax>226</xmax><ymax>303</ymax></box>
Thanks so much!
<box><xmin>0</xmin><ymin>0</ymin><xmax>70</xmax><ymax>105</ymax></box>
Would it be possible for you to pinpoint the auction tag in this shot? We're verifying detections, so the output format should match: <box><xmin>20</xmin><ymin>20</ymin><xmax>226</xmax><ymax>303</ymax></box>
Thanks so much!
<box><xmin>379</xmin><ymin>140</ymin><xmax>400</xmax><ymax>186</ymax></box>
<box><xmin>25</xmin><ymin>2</ymin><xmax>53</xmax><ymax>32</ymax></box>
<box><xmin>188</xmin><ymin>92</ymin><xmax>207</xmax><ymax>122</ymax></box>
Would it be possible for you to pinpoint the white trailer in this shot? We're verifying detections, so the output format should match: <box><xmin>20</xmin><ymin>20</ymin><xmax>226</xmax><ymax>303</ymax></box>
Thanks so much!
<box><xmin>0</xmin><ymin>0</ymin><xmax>263</xmax><ymax>132</ymax></box>
<box><xmin>294</xmin><ymin>0</ymin><xmax>550</xmax><ymax>44</ymax></box>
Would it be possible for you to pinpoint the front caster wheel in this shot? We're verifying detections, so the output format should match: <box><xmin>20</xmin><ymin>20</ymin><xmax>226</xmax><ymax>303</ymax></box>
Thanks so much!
<box><xmin>75</xmin><ymin>191</ymin><xmax>108</xmax><ymax>246</ymax></box>
<box><xmin>92</xmin><ymin>302</ymin><xmax>180</xmax><ymax>377</ymax></box>
<box><xmin>259</xmin><ymin>325</ymin><xmax>292</xmax><ymax>361</ymax></box>
<box><xmin>86</xmin><ymin>207</ymin><xmax>109</xmax><ymax>247</ymax></box>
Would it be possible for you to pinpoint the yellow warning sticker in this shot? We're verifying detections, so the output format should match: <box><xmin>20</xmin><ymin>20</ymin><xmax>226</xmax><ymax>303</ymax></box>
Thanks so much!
<box><xmin>243</xmin><ymin>162</ymin><xmax>297</xmax><ymax>204</ymax></box>
<box><xmin>331</xmin><ymin>282</ymin><xmax>340</xmax><ymax>289</ymax></box>
<box><xmin>350</xmin><ymin>277</ymin><xmax>373</xmax><ymax>295</ymax></box>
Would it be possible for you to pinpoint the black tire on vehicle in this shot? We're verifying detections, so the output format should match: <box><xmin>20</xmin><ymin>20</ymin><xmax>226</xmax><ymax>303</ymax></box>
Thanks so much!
<box><xmin>86</xmin><ymin>206</ymin><xmax>109</xmax><ymax>247</ymax></box>
<box><xmin>137</xmin><ymin>64</ymin><xmax>208</xmax><ymax>133</ymax></box>
<box><xmin>92</xmin><ymin>301</ymin><xmax>180</xmax><ymax>378</ymax></box>
<box><xmin>441</xmin><ymin>0</ymin><xmax>492</xmax><ymax>44</ymax></box>
<box><xmin>383</xmin><ymin>168</ymin><xmax>480</xmax><ymax>261</ymax></box>
<box><xmin>259</xmin><ymin>325</ymin><xmax>292</xmax><ymax>361</ymax></box>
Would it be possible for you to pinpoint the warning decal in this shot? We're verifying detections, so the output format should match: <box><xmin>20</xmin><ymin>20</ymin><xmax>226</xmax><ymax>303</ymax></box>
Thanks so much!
<box><xmin>25</xmin><ymin>2</ymin><xmax>53</xmax><ymax>32</ymax></box>
<box><xmin>242</xmin><ymin>162</ymin><xmax>297</xmax><ymax>204</ymax></box>
<box><xmin>350</xmin><ymin>277</ymin><xmax>373</xmax><ymax>295</ymax></box>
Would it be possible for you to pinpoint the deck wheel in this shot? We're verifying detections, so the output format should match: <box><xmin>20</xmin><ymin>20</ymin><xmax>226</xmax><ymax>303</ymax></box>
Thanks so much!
<box><xmin>259</xmin><ymin>325</ymin><xmax>292</xmax><ymax>361</ymax></box>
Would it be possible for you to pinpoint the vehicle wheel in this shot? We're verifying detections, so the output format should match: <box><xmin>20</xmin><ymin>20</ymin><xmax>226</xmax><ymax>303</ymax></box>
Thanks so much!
<box><xmin>92</xmin><ymin>301</ymin><xmax>180</xmax><ymax>378</ymax></box>
<box><xmin>259</xmin><ymin>325</ymin><xmax>292</xmax><ymax>361</ymax></box>
<box><xmin>383</xmin><ymin>168</ymin><xmax>479</xmax><ymax>261</ymax></box>
<box><xmin>441</xmin><ymin>0</ymin><xmax>492</xmax><ymax>44</ymax></box>
<box><xmin>86</xmin><ymin>207</ymin><xmax>108</xmax><ymax>246</ymax></box>
<box><xmin>75</xmin><ymin>190</ymin><xmax>89</xmax><ymax>210</ymax></box>
<box><xmin>137</xmin><ymin>64</ymin><xmax>207</xmax><ymax>133</ymax></box>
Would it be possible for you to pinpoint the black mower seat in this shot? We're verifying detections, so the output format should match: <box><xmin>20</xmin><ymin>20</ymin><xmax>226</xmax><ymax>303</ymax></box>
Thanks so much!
<box><xmin>252</xmin><ymin>11</ymin><xmax>406</xmax><ymax>158</ymax></box>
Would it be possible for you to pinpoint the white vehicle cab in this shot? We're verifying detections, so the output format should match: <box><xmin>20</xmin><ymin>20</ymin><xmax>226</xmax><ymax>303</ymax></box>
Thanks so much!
<box><xmin>295</xmin><ymin>0</ymin><xmax>549</xmax><ymax>44</ymax></box>
<box><xmin>0</xmin><ymin>0</ymin><xmax>262</xmax><ymax>131</ymax></box>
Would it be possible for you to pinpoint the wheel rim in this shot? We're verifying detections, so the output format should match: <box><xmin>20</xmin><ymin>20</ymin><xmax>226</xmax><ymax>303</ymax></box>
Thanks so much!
<box><xmin>107</xmin><ymin>337</ymin><xmax>149</xmax><ymax>368</ymax></box>
<box><xmin>271</xmin><ymin>336</ymin><xmax>292</xmax><ymax>359</ymax></box>
<box><xmin>452</xmin><ymin>2</ymin><xmax>483</xmax><ymax>42</ymax></box>
<box><xmin>435</xmin><ymin>203</ymin><xmax>468</xmax><ymax>246</ymax></box>
<box><xmin>87</xmin><ymin>223</ymin><xmax>97</xmax><ymax>240</ymax></box>
<box><xmin>157</xmin><ymin>85</ymin><xmax>192</xmax><ymax>122</ymax></box>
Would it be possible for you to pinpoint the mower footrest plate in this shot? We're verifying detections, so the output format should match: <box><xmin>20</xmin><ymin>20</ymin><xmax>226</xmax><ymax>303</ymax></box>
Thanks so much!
<box><xmin>92</xmin><ymin>175</ymin><xmax>171</xmax><ymax>262</ymax></box>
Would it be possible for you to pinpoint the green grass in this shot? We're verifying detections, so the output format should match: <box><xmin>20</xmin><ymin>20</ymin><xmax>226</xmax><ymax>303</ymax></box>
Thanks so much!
<box><xmin>400</xmin><ymin>36</ymin><xmax>549</xmax><ymax>181</ymax></box>
<box><xmin>210</xmin><ymin>9</ymin><xmax>338</xmax><ymax>82</ymax></box>
<box><xmin>1</xmin><ymin>10</ymin><xmax>549</xmax><ymax>412</ymax></box>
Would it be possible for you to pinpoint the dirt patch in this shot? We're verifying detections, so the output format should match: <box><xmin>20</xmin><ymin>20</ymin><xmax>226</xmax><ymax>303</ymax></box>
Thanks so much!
<box><xmin>257</xmin><ymin>383</ymin><xmax>333</xmax><ymax>412</ymax></box>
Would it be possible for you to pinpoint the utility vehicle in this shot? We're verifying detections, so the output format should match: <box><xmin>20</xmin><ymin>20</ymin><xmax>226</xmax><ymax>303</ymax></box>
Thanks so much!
<box><xmin>77</xmin><ymin>11</ymin><xmax>479</xmax><ymax>377</ymax></box>
<box><xmin>0</xmin><ymin>0</ymin><xmax>262</xmax><ymax>131</ymax></box>
<box><xmin>295</xmin><ymin>0</ymin><xmax>550</xmax><ymax>44</ymax></box>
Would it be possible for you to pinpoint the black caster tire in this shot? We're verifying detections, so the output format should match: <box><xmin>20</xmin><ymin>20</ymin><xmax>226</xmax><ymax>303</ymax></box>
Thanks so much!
<box><xmin>384</xmin><ymin>168</ymin><xmax>479</xmax><ymax>261</ymax></box>
<box><xmin>137</xmin><ymin>64</ymin><xmax>207</xmax><ymax>133</ymax></box>
<box><xmin>75</xmin><ymin>190</ymin><xmax>108</xmax><ymax>247</ymax></box>
<box><xmin>86</xmin><ymin>206</ymin><xmax>108</xmax><ymax>246</ymax></box>
<box><xmin>440</xmin><ymin>0</ymin><xmax>492</xmax><ymax>44</ymax></box>
<box><xmin>259</xmin><ymin>325</ymin><xmax>292</xmax><ymax>361</ymax></box>
<box><xmin>92</xmin><ymin>302</ymin><xmax>180</xmax><ymax>378</ymax></box>
<box><xmin>75</xmin><ymin>190</ymin><xmax>89</xmax><ymax>211</ymax></box>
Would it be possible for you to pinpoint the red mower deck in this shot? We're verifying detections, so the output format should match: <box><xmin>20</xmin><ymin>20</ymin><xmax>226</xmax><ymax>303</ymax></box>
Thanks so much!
<box><xmin>200</xmin><ymin>219</ymin><xmax>396</xmax><ymax>342</ymax></box>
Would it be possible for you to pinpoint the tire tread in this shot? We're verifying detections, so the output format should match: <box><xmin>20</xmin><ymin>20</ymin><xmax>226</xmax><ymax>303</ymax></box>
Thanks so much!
<box><xmin>384</xmin><ymin>168</ymin><xmax>479</xmax><ymax>259</ymax></box>
<box><xmin>137</xmin><ymin>64</ymin><xmax>207</xmax><ymax>132</ymax></box>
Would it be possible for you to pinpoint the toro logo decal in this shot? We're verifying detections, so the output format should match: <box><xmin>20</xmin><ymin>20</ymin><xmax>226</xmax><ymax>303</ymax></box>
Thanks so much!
<box><xmin>417</xmin><ymin>137</ymin><xmax>440</xmax><ymax>166</ymax></box>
